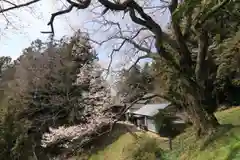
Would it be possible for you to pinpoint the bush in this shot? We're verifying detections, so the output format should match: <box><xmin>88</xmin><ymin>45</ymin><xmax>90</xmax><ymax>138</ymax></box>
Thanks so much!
<box><xmin>123</xmin><ymin>135</ymin><xmax>164</xmax><ymax>160</ymax></box>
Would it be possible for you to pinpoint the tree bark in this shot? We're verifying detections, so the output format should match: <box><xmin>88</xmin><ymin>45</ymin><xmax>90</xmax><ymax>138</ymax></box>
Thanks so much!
<box><xmin>186</xmin><ymin>101</ymin><xmax>219</xmax><ymax>136</ymax></box>
<box><xmin>177</xmin><ymin>72</ymin><xmax>220</xmax><ymax>136</ymax></box>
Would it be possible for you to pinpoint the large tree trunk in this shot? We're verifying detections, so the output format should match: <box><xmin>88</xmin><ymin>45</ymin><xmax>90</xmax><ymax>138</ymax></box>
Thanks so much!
<box><xmin>178</xmin><ymin>73</ymin><xmax>220</xmax><ymax>136</ymax></box>
<box><xmin>186</xmin><ymin>98</ymin><xmax>219</xmax><ymax>136</ymax></box>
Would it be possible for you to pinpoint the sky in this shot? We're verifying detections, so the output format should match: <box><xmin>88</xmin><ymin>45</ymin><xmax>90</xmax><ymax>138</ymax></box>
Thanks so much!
<box><xmin>0</xmin><ymin>0</ymin><xmax>91</xmax><ymax>59</ymax></box>
<box><xmin>0</xmin><ymin>0</ymin><xmax>170</xmax><ymax>70</ymax></box>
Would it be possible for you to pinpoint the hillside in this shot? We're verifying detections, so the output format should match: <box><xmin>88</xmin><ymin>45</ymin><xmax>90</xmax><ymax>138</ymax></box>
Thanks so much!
<box><xmin>76</xmin><ymin>107</ymin><xmax>240</xmax><ymax>160</ymax></box>
<box><xmin>165</xmin><ymin>107</ymin><xmax>240</xmax><ymax>160</ymax></box>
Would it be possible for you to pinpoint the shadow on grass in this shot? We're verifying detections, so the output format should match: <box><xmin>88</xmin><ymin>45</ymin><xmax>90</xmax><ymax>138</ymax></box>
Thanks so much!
<box><xmin>80</xmin><ymin>123</ymin><xmax>138</xmax><ymax>156</ymax></box>
<box><xmin>200</xmin><ymin>124</ymin><xmax>235</xmax><ymax>151</ymax></box>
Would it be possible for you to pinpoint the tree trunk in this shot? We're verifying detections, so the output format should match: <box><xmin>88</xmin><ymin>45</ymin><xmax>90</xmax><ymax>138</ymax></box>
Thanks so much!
<box><xmin>179</xmin><ymin>76</ymin><xmax>220</xmax><ymax>136</ymax></box>
<box><xmin>186</xmin><ymin>102</ymin><xmax>219</xmax><ymax>136</ymax></box>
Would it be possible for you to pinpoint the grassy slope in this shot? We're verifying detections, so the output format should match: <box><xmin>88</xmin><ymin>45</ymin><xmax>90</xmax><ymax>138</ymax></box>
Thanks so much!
<box><xmin>165</xmin><ymin>107</ymin><xmax>240</xmax><ymax>160</ymax></box>
<box><xmin>84</xmin><ymin>107</ymin><xmax>240</xmax><ymax>160</ymax></box>
<box><xmin>89</xmin><ymin>133</ymin><xmax>135</xmax><ymax>160</ymax></box>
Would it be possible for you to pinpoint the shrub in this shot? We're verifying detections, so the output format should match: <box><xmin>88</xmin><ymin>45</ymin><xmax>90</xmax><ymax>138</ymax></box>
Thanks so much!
<box><xmin>123</xmin><ymin>135</ymin><xmax>164</xmax><ymax>160</ymax></box>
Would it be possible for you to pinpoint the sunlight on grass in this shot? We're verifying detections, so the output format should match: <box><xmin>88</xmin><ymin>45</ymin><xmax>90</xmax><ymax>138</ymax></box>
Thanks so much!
<box><xmin>89</xmin><ymin>132</ymin><xmax>141</xmax><ymax>160</ymax></box>
<box><xmin>215</xmin><ymin>107</ymin><xmax>240</xmax><ymax>125</ymax></box>
<box><xmin>165</xmin><ymin>107</ymin><xmax>240</xmax><ymax>160</ymax></box>
<box><xmin>88</xmin><ymin>131</ymin><xmax>165</xmax><ymax>160</ymax></box>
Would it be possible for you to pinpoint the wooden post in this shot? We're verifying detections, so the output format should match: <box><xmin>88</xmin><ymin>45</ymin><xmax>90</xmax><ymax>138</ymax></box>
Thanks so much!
<box><xmin>169</xmin><ymin>136</ymin><xmax>172</xmax><ymax>150</ymax></box>
<box><xmin>126</xmin><ymin>112</ymin><xmax>129</xmax><ymax>122</ymax></box>
<box><xmin>144</xmin><ymin>116</ymin><xmax>147</xmax><ymax>126</ymax></box>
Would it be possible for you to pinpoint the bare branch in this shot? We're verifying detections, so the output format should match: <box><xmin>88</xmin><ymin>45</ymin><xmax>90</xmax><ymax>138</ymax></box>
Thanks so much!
<box><xmin>104</xmin><ymin>27</ymin><xmax>153</xmax><ymax>77</ymax></box>
<box><xmin>143</xmin><ymin>5</ymin><xmax>168</xmax><ymax>10</ymax></box>
<box><xmin>98</xmin><ymin>0</ymin><xmax>172</xmax><ymax>63</ymax></box>
<box><xmin>125</xmin><ymin>1</ymin><xmax>179</xmax><ymax>69</ymax></box>
<box><xmin>2</xmin><ymin>0</ymin><xmax>17</xmax><ymax>6</ymax></box>
<box><xmin>0</xmin><ymin>0</ymin><xmax>40</xmax><ymax>13</ymax></box>
<box><xmin>99</xmin><ymin>0</ymin><xmax>130</xmax><ymax>11</ymax></box>
<box><xmin>104</xmin><ymin>37</ymin><xmax>155</xmax><ymax>78</ymax></box>
<box><xmin>105</xmin><ymin>40</ymin><xmax>126</xmax><ymax>77</ymax></box>
<box><xmin>42</xmin><ymin>0</ymin><xmax>91</xmax><ymax>35</ymax></box>
<box><xmin>127</xmin><ymin>54</ymin><xmax>155</xmax><ymax>71</ymax></box>
<box><xmin>119</xmin><ymin>36</ymin><xmax>152</xmax><ymax>53</ymax></box>
<box><xmin>128</xmin><ymin>3</ymin><xmax>163</xmax><ymax>36</ymax></box>
<box><xmin>41</xmin><ymin>5</ymin><xmax>75</xmax><ymax>35</ymax></box>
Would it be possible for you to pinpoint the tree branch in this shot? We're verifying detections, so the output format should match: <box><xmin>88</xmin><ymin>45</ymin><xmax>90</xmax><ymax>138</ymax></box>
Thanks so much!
<box><xmin>127</xmin><ymin>53</ymin><xmax>159</xmax><ymax>71</ymax></box>
<box><xmin>162</xmin><ymin>32</ymin><xmax>179</xmax><ymax>52</ymax></box>
<box><xmin>97</xmin><ymin>0</ymin><xmax>181</xmax><ymax>71</ymax></box>
<box><xmin>183</xmin><ymin>12</ymin><xmax>193</xmax><ymax>39</ymax></box>
<box><xmin>2</xmin><ymin>0</ymin><xmax>17</xmax><ymax>6</ymax></box>
<box><xmin>41</xmin><ymin>5</ymin><xmax>74</xmax><ymax>34</ymax></box>
<box><xmin>195</xmin><ymin>0</ymin><xmax>230</xmax><ymax>29</ymax></box>
<box><xmin>42</xmin><ymin>0</ymin><xmax>91</xmax><ymax>35</ymax></box>
<box><xmin>105</xmin><ymin>40</ymin><xmax>126</xmax><ymax>77</ymax></box>
<box><xmin>169</xmin><ymin>0</ymin><xmax>192</xmax><ymax>66</ymax></box>
<box><xmin>193</xmin><ymin>1</ymin><xmax>230</xmax><ymax>82</ymax></box>
<box><xmin>98</xmin><ymin>0</ymin><xmax>130</xmax><ymax>11</ymax></box>
<box><xmin>119</xmin><ymin>36</ymin><xmax>152</xmax><ymax>53</ymax></box>
<box><xmin>128</xmin><ymin>2</ymin><xmax>163</xmax><ymax>37</ymax></box>
<box><xmin>98</xmin><ymin>0</ymin><xmax>175</xmax><ymax>66</ymax></box>
<box><xmin>104</xmin><ymin>27</ymin><xmax>153</xmax><ymax>77</ymax></box>
<box><xmin>0</xmin><ymin>0</ymin><xmax>180</xmax><ymax>72</ymax></box>
<box><xmin>195</xmin><ymin>29</ymin><xmax>208</xmax><ymax>82</ymax></box>
<box><xmin>127</xmin><ymin>2</ymin><xmax>179</xmax><ymax>70</ymax></box>
<box><xmin>0</xmin><ymin>0</ymin><xmax>40</xmax><ymax>13</ymax></box>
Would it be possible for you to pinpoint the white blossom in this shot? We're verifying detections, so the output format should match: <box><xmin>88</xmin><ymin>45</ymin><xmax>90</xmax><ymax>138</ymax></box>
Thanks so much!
<box><xmin>41</xmin><ymin>41</ymin><xmax>114</xmax><ymax>149</ymax></box>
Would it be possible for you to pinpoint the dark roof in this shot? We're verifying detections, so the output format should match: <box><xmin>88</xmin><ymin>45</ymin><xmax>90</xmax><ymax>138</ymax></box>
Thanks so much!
<box><xmin>133</xmin><ymin>103</ymin><xmax>170</xmax><ymax>116</ymax></box>
<box><xmin>126</xmin><ymin>104</ymin><xmax>143</xmax><ymax>113</ymax></box>
<box><xmin>131</xmin><ymin>103</ymin><xmax>143</xmax><ymax>109</ymax></box>
<box><xmin>126</xmin><ymin>93</ymin><xmax>156</xmax><ymax>109</ymax></box>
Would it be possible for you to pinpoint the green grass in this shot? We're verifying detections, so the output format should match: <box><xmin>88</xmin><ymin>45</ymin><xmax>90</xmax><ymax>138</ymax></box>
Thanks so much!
<box><xmin>216</xmin><ymin>107</ymin><xmax>240</xmax><ymax>125</ymax></box>
<box><xmin>89</xmin><ymin>133</ymin><xmax>136</xmax><ymax>160</ymax></box>
<box><xmin>76</xmin><ymin>107</ymin><xmax>240</xmax><ymax>160</ymax></box>
<box><xmin>165</xmin><ymin>107</ymin><xmax>240</xmax><ymax>160</ymax></box>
